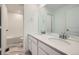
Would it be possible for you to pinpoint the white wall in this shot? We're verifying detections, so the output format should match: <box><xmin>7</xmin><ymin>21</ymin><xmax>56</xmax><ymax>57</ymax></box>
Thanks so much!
<box><xmin>7</xmin><ymin>12</ymin><xmax>23</xmax><ymax>38</ymax></box>
<box><xmin>24</xmin><ymin>4</ymin><xmax>39</xmax><ymax>51</ymax></box>
<box><xmin>39</xmin><ymin>7</ymin><xmax>47</xmax><ymax>33</ymax></box>
<box><xmin>38</xmin><ymin>7</ymin><xmax>52</xmax><ymax>34</ymax></box>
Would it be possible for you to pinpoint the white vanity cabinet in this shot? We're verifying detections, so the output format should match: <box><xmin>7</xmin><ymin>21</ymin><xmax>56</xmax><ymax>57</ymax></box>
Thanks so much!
<box><xmin>28</xmin><ymin>35</ymin><xmax>38</xmax><ymax>55</ymax></box>
<box><xmin>28</xmin><ymin>34</ymin><xmax>65</xmax><ymax>55</ymax></box>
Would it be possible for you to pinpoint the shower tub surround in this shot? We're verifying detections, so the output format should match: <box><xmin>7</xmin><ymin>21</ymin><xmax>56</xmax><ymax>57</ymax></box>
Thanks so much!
<box><xmin>5</xmin><ymin>37</ymin><xmax>24</xmax><ymax>55</ymax></box>
<box><xmin>7</xmin><ymin>37</ymin><xmax>23</xmax><ymax>48</ymax></box>
<box><xmin>28</xmin><ymin>33</ymin><xmax>79</xmax><ymax>55</ymax></box>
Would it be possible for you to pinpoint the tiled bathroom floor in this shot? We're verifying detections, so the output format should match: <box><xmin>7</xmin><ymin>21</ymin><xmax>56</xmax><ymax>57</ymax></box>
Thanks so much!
<box><xmin>5</xmin><ymin>38</ymin><xmax>24</xmax><ymax>55</ymax></box>
<box><xmin>5</xmin><ymin>47</ymin><xmax>32</xmax><ymax>55</ymax></box>
<box><xmin>5</xmin><ymin>42</ymin><xmax>25</xmax><ymax>55</ymax></box>
<box><xmin>5</xmin><ymin>38</ymin><xmax>31</xmax><ymax>55</ymax></box>
<box><xmin>5</xmin><ymin>47</ymin><xmax>25</xmax><ymax>55</ymax></box>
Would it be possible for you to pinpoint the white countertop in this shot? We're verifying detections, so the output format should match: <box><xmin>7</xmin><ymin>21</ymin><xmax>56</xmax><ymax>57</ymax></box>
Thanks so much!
<box><xmin>28</xmin><ymin>33</ymin><xmax>79</xmax><ymax>55</ymax></box>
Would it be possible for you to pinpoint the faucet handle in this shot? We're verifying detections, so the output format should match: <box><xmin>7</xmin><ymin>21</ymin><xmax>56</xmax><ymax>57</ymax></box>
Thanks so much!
<box><xmin>66</xmin><ymin>29</ymin><xmax>69</xmax><ymax>31</ymax></box>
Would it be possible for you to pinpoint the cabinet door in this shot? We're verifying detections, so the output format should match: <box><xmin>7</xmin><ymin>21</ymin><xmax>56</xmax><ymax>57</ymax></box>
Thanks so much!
<box><xmin>32</xmin><ymin>42</ymin><xmax>37</xmax><ymax>55</ymax></box>
<box><xmin>38</xmin><ymin>48</ymin><xmax>47</xmax><ymax>55</ymax></box>
<box><xmin>28</xmin><ymin>39</ymin><xmax>32</xmax><ymax>52</ymax></box>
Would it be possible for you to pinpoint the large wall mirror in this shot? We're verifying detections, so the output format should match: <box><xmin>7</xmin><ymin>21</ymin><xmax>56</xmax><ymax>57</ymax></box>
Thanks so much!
<box><xmin>38</xmin><ymin>4</ymin><xmax>79</xmax><ymax>37</ymax></box>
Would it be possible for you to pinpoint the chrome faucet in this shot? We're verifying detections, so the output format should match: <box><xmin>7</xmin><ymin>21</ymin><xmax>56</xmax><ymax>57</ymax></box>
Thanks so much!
<box><xmin>59</xmin><ymin>29</ymin><xmax>70</xmax><ymax>39</ymax></box>
<box><xmin>59</xmin><ymin>33</ymin><xmax>67</xmax><ymax>39</ymax></box>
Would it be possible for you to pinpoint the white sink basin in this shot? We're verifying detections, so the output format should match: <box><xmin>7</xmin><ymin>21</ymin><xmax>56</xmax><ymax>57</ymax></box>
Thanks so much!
<box><xmin>49</xmin><ymin>36</ymin><xmax>79</xmax><ymax>46</ymax></box>
<box><xmin>41</xmin><ymin>33</ymin><xmax>59</xmax><ymax>38</ymax></box>
<box><xmin>49</xmin><ymin>37</ymin><xmax>71</xmax><ymax>45</ymax></box>
<box><xmin>40</xmin><ymin>34</ymin><xmax>70</xmax><ymax>45</ymax></box>
<box><xmin>39</xmin><ymin>33</ymin><xmax>79</xmax><ymax>45</ymax></box>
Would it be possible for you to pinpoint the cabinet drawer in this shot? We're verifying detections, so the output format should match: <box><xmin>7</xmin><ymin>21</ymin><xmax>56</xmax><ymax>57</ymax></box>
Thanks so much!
<box><xmin>38</xmin><ymin>48</ymin><xmax>47</xmax><ymax>55</ymax></box>
<box><xmin>38</xmin><ymin>41</ymin><xmax>62</xmax><ymax>55</ymax></box>
<box><xmin>29</xmin><ymin>36</ymin><xmax>37</xmax><ymax>44</ymax></box>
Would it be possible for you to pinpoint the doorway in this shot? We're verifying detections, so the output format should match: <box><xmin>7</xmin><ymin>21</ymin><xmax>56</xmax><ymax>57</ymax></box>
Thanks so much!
<box><xmin>5</xmin><ymin>4</ymin><xmax>24</xmax><ymax>55</ymax></box>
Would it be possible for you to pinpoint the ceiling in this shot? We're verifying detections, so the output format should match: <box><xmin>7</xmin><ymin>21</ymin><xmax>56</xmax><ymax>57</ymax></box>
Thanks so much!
<box><xmin>6</xmin><ymin>4</ymin><xmax>66</xmax><ymax>14</ymax></box>
<box><xmin>7</xmin><ymin>4</ymin><xmax>24</xmax><ymax>14</ymax></box>
<box><xmin>44</xmin><ymin>4</ymin><xmax>67</xmax><ymax>12</ymax></box>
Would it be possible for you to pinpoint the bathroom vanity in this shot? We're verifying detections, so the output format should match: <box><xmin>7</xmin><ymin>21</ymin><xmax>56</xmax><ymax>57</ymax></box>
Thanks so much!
<box><xmin>28</xmin><ymin>33</ymin><xmax>79</xmax><ymax>55</ymax></box>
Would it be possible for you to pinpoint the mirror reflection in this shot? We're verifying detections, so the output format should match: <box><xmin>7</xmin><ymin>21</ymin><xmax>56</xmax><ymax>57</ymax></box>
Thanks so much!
<box><xmin>38</xmin><ymin>4</ymin><xmax>79</xmax><ymax>37</ymax></box>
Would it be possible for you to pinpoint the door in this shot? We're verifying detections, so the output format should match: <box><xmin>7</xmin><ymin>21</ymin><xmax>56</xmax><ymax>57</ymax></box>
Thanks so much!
<box><xmin>1</xmin><ymin>4</ymin><xmax>8</xmax><ymax>54</ymax></box>
<box><xmin>28</xmin><ymin>38</ymin><xmax>32</xmax><ymax>51</ymax></box>
<box><xmin>32</xmin><ymin>41</ymin><xmax>37</xmax><ymax>55</ymax></box>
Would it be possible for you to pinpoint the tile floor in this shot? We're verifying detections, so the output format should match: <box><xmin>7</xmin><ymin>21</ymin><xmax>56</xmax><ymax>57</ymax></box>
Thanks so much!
<box><xmin>5</xmin><ymin>47</ymin><xmax>25</xmax><ymax>55</ymax></box>
<box><xmin>5</xmin><ymin>38</ymin><xmax>31</xmax><ymax>55</ymax></box>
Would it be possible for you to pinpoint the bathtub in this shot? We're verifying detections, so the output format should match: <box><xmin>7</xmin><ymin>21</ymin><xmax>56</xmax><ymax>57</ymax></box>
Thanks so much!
<box><xmin>7</xmin><ymin>36</ymin><xmax>23</xmax><ymax>47</ymax></box>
